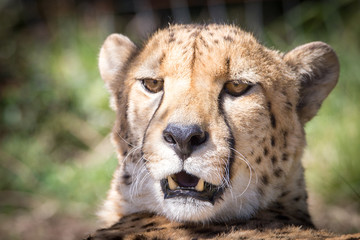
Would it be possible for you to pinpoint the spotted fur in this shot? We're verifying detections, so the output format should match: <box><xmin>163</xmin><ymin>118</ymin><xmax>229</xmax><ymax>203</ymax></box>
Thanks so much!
<box><xmin>97</xmin><ymin>24</ymin><xmax>339</xmax><ymax>233</ymax></box>
<box><xmin>86</xmin><ymin>212</ymin><xmax>360</xmax><ymax>240</ymax></box>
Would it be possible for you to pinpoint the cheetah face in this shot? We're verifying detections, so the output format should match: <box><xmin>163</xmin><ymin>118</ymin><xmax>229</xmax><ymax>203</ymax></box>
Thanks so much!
<box><xmin>99</xmin><ymin>24</ymin><xmax>339</xmax><ymax>224</ymax></box>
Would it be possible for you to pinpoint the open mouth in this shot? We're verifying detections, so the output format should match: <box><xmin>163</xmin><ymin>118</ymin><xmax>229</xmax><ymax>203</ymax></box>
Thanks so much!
<box><xmin>160</xmin><ymin>171</ymin><xmax>225</xmax><ymax>204</ymax></box>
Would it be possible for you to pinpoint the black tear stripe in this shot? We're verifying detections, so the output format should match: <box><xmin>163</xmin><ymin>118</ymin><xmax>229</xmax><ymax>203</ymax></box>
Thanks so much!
<box><xmin>140</xmin><ymin>93</ymin><xmax>165</xmax><ymax>160</ymax></box>
<box><xmin>115</xmin><ymin>48</ymin><xmax>141</xmax><ymax>150</ymax></box>
<box><xmin>217</xmin><ymin>89</ymin><xmax>235</xmax><ymax>183</ymax></box>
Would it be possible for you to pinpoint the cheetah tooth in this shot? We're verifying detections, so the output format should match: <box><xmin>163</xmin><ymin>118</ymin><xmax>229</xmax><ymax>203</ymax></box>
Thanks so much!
<box><xmin>195</xmin><ymin>179</ymin><xmax>205</xmax><ymax>192</ymax></box>
<box><xmin>168</xmin><ymin>176</ymin><xmax>178</xmax><ymax>190</ymax></box>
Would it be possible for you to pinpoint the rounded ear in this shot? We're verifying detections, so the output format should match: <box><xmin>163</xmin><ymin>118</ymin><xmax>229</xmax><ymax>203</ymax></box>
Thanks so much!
<box><xmin>284</xmin><ymin>42</ymin><xmax>340</xmax><ymax>125</ymax></box>
<box><xmin>98</xmin><ymin>34</ymin><xmax>137</xmax><ymax>110</ymax></box>
<box><xmin>99</xmin><ymin>33</ymin><xmax>137</xmax><ymax>90</ymax></box>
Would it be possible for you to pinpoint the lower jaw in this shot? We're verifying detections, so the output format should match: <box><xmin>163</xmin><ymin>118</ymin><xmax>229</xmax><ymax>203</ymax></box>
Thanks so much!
<box><xmin>161</xmin><ymin>197</ymin><xmax>216</xmax><ymax>222</ymax></box>
<box><xmin>160</xmin><ymin>179</ymin><xmax>225</xmax><ymax>205</ymax></box>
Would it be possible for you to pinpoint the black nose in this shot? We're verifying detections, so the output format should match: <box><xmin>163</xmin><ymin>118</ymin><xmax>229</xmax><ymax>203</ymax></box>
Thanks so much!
<box><xmin>163</xmin><ymin>124</ymin><xmax>208</xmax><ymax>160</ymax></box>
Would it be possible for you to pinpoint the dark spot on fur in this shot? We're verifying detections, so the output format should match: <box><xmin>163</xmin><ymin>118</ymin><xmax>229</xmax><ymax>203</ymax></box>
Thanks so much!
<box><xmin>226</xmin><ymin>57</ymin><xmax>230</xmax><ymax>67</ymax></box>
<box><xmin>261</xmin><ymin>175</ymin><xmax>269</xmax><ymax>185</ymax></box>
<box><xmin>224</xmin><ymin>35</ymin><xmax>234</xmax><ymax>42</ymax></box>
<box><xmin>131</xmin><ymin>217</ymin><xmax>141</xmax><ymax>222</ymax></box>
<box><xmin>264</xmin><ymin>147</ymin><xmax>269</xmax><ymax>156</ymax></box>
<box><xmin>270</xmin><ymin>113</ymin><xmax>277</xmax><ymax>128</ymax></box>
<box><xmin>230</xmin><ymin>29</ymin><xmax>239</xmax><ymax>35</ymax></box>
<box><xmin>190</xmin><ymin>31</ymin><xmax>198</xmax><ymax>38</ymax></box>
<box><xmin>256</xmin><ymin>157</ymin><xmax>262</xmax><ymax>164</ymax></box>
<box><xmin>271</xmin><ymin>136</ymin><xmax>275</xmax><ymax>146</ymax></box>
<box><xmin>283</xmin><ymin>130</ymin><xmax>288</xmax><ymax>138</ymax></box>
<box><xmin>267</xmin><ymin>101</ymin><xmax>272</xmax><ymax>110</ymax></box>
<box><xmin>199</xmin><ymin>36</ymin><xmax>209</xmax><ymax>48</ymax></box>
<box><xmin>274</xmin><ymin>168</ymin><xmax>283</xmax><ymax>177</ymax></box>
<box><xmin>146</xmin><ymin>227</ymin><xmax>166</xmax><ymax>232</ymax></box>
<box><xmin>271</xmin><ymin>156</ymin><xmax>277</xmax><ymax>164</ymax></box>
<box><xmin>282</xmin><ymin>130</ymin><xmax>288</xmax><ymax>148</ymax></box>
<box><xmin>174</xmin><ymin>225</ymin><xmax>196</xmax><ymax>230</ymax></box>
<box><xmin>214</xmin><ymin>39</ymin><xmax>219</xmax><ymax>44</ymax></box>
<box><xmin>168</xmin><ymin>31</ymin><xmax>175</xmax><ymax>43</ymax></box>
<box><xmin>141</xmin><ymin>222</ymin><xmax>156</xmax><ymax>228</ymax></box>
<box><xmin>123</xmin><ymin>173</ymin><xmax>132</xmax><ymax>185</ymax></box>
<box><xmin>282</xmin><ymin>153</ymin><xmax>288</xmax><ymax>161</ymax></box>
<box><xmin>134</xmin><ymin>235</ymin><xmax>147</xmax><ymax>240</ymax></box>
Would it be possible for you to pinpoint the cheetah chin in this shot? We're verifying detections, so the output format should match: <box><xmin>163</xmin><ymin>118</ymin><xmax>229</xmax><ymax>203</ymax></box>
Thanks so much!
<box><xmin>96</xmin><ymin>24</ymin><xmax>339</xmax><ymax>227</ymax></box>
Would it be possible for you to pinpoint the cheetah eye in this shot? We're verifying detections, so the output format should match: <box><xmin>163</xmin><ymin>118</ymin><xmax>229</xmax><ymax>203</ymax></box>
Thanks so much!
<box><xmin>224</xmin><ymin>80</ymin><xmax>252</xmax><ymax>97</ymax></box>
<box><xmin>141</xmin><ymin>78</ymin><xmax>164</xmax><ymax>93</ymax></box>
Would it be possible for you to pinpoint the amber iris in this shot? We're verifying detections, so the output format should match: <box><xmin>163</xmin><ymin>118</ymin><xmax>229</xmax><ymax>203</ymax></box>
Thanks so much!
<box><xmin>142</xmin><ymin>79</ymin><xmax>164</xmax><ymax>93</ymax></box>
<box><xmin>224</xmin><ymin>81</ymin><xmax>251</xmax><ymax>96</ymax></box>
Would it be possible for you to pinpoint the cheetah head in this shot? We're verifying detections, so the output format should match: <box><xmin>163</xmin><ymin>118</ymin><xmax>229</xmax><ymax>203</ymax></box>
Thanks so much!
<box><xmin>98</xmin><ymin>24</ymin><xmax>339</xmax><ymax>224</ymax></box>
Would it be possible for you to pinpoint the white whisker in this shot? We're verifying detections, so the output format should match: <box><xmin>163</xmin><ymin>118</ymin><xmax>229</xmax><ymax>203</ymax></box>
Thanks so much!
<box><xmin>122</xmin><ymin>145</ymin><xmax>142</xmax><ymax>164</ymax></box>
<box><xmin>230</xmin><ymin>147</ymin><xmax>258</xmax><ymax>198</ymax></box>
<box><xmin>115</xmin><ymin>129</ymin><xmax>137</xmax><ymax>148</ymax></box>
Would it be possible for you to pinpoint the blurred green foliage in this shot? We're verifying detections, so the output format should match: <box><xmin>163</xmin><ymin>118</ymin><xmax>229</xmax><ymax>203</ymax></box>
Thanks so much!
<box><xmin>0</xmin><ymin>3</ymin><xmax>117</xmax><ymax>219</ymax></box>
<box><xmin>263</xmin><ymin>0</ymin><xmax>360</xmax><ymax>210</ymax></box>
<box><xmin>0</xmin><ymin>0</ymin><xmax>359</xmax><ymax>237</ymax></box>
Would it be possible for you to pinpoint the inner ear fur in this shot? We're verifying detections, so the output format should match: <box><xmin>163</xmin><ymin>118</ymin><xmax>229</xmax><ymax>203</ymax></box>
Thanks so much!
<box><xmin>284</xmin><ymin>41</ymin><xmax>340</xmax><ymax>125</ymax></box>
<box><xmin>98</xmin><ymin>33</ymin><xmax>137</xmax><ymax>109</ymax></box>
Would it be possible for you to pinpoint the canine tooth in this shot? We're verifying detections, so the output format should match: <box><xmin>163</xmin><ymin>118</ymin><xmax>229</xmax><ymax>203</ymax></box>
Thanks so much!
<box><xmin>168</xmin><ymin>176</ymin><xmax>178</xmax><ymax>190</ymax></box>
<box><xmin>195</xmin><ymin>179</ymin><xmax>205</xmax><ymax>192</ymax></box>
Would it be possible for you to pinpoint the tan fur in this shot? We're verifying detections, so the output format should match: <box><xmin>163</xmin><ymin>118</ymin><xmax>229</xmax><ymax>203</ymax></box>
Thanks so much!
<box><xmin>95</xmin><ymin>24</ymin><xmax>341</xmax><ymax>237</ymax></box>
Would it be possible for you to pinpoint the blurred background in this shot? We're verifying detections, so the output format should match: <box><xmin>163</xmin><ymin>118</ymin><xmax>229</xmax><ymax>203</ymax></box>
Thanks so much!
<box><xmin>0</xmin><ymin>0</ymin><xmax>359</xmax><ymax>239</ymax></box>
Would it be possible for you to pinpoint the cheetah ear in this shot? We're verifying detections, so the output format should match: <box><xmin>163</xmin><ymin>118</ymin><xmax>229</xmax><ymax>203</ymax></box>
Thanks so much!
<box><xmin>284</xmin><ymin>42</ymin><xmax>340</xmax><ymax>125</ymax></box>
<box><xmin>99</xmin><ymin>34</ymin><xmax>137</xmax><ymax>109</ymax></box>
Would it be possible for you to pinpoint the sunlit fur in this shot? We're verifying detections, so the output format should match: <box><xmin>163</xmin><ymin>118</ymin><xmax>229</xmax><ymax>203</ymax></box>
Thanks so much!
<box><xmin>97</xmin><ymin>24</ymin><xmax>339</xmax><ymax>227</ymax></box>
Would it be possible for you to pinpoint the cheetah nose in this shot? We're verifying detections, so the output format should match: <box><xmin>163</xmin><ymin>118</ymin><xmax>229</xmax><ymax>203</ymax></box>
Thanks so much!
<box><xmin>163</xmin><ymin>124</ymin><xmax>208</xmax><ymax>160</ymax></box>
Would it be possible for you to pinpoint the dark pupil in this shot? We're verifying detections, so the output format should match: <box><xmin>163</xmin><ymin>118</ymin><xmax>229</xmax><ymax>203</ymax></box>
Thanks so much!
<box><xmin>152</xmin><ymin>80</ymin><xmax>158</xmax><ymax>85</ymax></box>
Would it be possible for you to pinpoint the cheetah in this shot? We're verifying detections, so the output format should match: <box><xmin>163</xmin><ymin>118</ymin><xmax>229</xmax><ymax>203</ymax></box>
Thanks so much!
<box><xmin>87</xmin><ymin>24</ymin><xmax>358</xmax><ymax>239</ymax></box>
